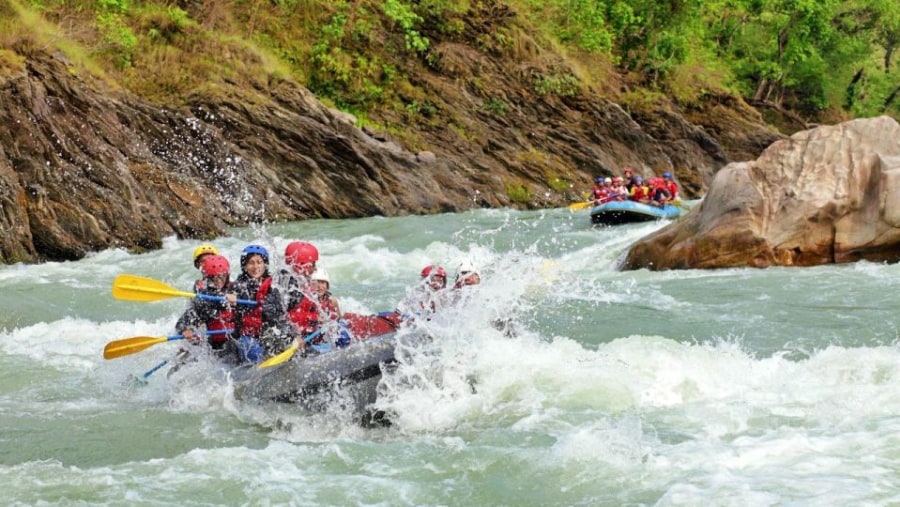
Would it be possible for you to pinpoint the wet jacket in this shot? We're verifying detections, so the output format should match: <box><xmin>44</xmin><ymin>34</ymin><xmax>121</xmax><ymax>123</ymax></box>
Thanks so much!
<box><xmin>274</xmin><ymin>269</ymin><xmax>321</xmax><ymax>339</ymax></box>
<box><xmin>231</xmin><ymin>272</ymin><xmax>291</xmax><ymax>340</ymax></box>
<box><xmin>175</xmin><ymin>282</ymin><xmax>236</xmax><ymax>349</ymax></box>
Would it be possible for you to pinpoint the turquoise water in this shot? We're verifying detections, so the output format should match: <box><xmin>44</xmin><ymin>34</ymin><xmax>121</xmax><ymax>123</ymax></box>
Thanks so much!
<box><xmin>3</xmin><ymin>207</ymin><xmax>900</xmax><ymax>505</ymax></box>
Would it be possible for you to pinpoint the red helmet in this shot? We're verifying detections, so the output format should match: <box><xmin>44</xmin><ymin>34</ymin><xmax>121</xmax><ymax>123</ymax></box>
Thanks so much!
<box><xmin>201</xmin><ymin>254</ymin><xmax>230</xmax><ymax>277</ymax></box>
<box><xmin>421</xmin><ymin>265</ymin><xmax>447</xmax><ymax>278</ymax></box>
<box><xmin>284</xmin><ymin>241</ymin><xmax>319</xmax><ymax>265</ymax></box>
<box><xmin>421</xmin><ymin>265</ymin><xmax>447</xmax><ymax>288</ymax></box>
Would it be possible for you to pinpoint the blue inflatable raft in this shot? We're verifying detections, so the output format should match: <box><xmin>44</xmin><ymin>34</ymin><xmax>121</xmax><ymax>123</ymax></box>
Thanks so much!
<box><xmin>590</xmin><ymin>201</ymin><xmax>683</xmax><ymax>225</ymax></box>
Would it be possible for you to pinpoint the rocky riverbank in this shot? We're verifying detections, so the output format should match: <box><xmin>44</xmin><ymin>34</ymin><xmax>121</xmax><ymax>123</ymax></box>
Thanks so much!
<box><xmin>1</xmin><ymin>47</ymin><xmax>783</xmax><ymax>263</ymax></box>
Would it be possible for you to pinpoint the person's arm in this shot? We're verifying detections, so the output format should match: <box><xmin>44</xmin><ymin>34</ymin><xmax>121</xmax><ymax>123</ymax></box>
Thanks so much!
<box><xmin>332</xmin><ymin>297</ymin><xmax>342</xmax><ymax>320</ymax></box>
<box><xmin>175</xmin><ymin>302</ymin><xmax>204</xmax><ymax>343</ymax></box>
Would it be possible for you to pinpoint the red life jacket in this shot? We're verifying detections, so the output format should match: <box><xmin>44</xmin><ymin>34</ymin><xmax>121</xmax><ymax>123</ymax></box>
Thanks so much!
<box><xmin>665</xmin><ymin>180</ymin><xmax>678</xmax><ymax>199</ymax></box>
<box><xmin>287</xmin><ymin>294</ymin><xmax>320</xmax><ymax>337</ymax></box>
<box><xmin>319</xmin><ymin>292</ymin><xmax>340</xmax><ymax>322</ymax></box>
<box><xmin>240</xmin><ymin>276</ymin><xmax>273</xmax><ymax>338</ymax></box>
<box><xmin>207</xmin><ymin>304</ymin><xmax>235</xmax><ymax>345</ymax></box>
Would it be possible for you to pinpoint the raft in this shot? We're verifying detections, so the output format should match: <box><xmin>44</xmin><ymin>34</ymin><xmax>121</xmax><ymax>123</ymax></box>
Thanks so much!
<box><xmin>590</xmin><ymin>200</ymin><xmax>683</xmax><ymax>225</ymax></box>
<box><xmin>230</xmin><ymin>312</ymin><xmax>428</xmax><ymax>414</ymax></box>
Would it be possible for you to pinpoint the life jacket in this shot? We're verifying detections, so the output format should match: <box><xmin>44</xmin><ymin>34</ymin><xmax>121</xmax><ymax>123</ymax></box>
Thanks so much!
<box><xmin>319</xmin><ymin>291</ymin><xmax>340</xmax><ymax>322</ymax></box>
<box><xmin>592</xmin><ymin>185</ymin><xmax>606</xmax><ymax>200</ymax></box>
<box><xmin>630</xmin><ymin>184</ymin><xmax>650</xmax><ymax>202</ymax></box>
<box><xmin>287</xmin><ymin>293</ymin><xmax>320</xmax><ymax>338</ymax></box>
<box><xmin>206</xmin><ymin>293</ymin><xmax>235</xmax><ymax>346</ymax></box>
<box><xmin>239</xmin><ymin>276</ymin><xmax>273</xmax><ymax>338</ymax></box>
<box><xmin>597</xmin><ymin>187</ymin><xmax>616</xmax><ymax>204</ymax></box>
<box><xmin>665</xmin><ymin>180</ymin><xmax>678</xmax><ymax>199</ymax></box>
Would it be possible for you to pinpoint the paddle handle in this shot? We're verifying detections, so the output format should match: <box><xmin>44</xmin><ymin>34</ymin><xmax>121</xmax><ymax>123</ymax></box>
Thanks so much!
<box><xmin>139</xmin><ymin>329</ymin><xmax>232</xmax><ymax>378</ymax></box>
<box><xmin>142</xmin><ymin>360</ymin><xmax>169</xmax><ymax>379</ymax></box>
<box><xmin>169</xmin><ymin>329</ymin><xmax>231</xmax><ymax>340</ymax></box>
<box><xmin>196</xmin><ymin>293</ymin><xmax>257</xmax><ymax>306</ymax></box>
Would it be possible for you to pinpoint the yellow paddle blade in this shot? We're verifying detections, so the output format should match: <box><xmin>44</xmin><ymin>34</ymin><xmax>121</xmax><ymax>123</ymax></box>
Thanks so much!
<box><xmin>104</xmin><ymin>336</ymin><xmax>171</xmax><ymax>359</ymax></box>
<box><xmin>258</xmin><ymin>343</ymin><xmax>298</xmax><ymax>370</ymax></box>
<box><xmin>568</xmin><ymin>201</ymin><xmax>592</xmax><ymax>210</ymax></box>
<box><xmin>112</xmin><ymin>274</ymin><xmax>196</xmax><ymax>302</ymax></box>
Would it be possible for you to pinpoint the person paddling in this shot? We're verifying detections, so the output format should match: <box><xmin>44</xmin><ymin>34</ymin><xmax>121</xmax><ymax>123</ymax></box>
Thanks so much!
<box><xmin>662</xmin><ymin>171</ymin><xmax>679</xmax><ymax>202</ymax></box>
<box><xmin>453</xmin><ymin>261</ymin><xmax>481</xmax><ymax>289</ymax></box>
<box><xmin>231</xmin><ymin>245</ymin><xmax>293</xmax><ymax>363</ymax></box>
<box><xmin>191</xmin><ymin>244</ymin><xmax>219</xmax><ymax>292</ymax></box>
<box><xmin>175</xmin><ymin>254</ymin><xmax>237</xmax><ymax>353</ymax></box>
<box><xmin>312</xmin><ymin>267</ymin><xmax>351</xmax><ymax>348</ymax></box>
<box><xmin>274</xmin><ymin>241</ymin><xmax>325</xmax><ymax>355</ymax></box>
<box><xmin>398</xmin><ymin>265</ymin><xmax>449</xmax><ymax>320</ymax></box>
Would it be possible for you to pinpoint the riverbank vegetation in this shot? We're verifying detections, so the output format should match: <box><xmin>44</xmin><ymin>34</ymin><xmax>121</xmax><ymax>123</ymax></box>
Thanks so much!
<box><xmin>2</xmin><ymin>0</ymin><xmax>897</xmax><ymax>130</ymax></box>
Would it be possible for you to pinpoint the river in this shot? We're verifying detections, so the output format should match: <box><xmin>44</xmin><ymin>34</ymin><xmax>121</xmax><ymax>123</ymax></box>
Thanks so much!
<box><xmin>3</xmin><ymin>207</ymin><xmax>900</xmax><ymax>506</ymax></box>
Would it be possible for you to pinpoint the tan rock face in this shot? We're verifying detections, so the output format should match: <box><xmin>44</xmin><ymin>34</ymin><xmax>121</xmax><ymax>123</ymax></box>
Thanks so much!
<box><xmin>623</xmin><ymin>117</ymin><xmax>900</xmax><ymax>270</ymax></box>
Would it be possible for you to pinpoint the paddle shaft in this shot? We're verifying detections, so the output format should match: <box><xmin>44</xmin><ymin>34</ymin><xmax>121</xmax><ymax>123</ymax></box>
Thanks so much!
<box><xmin>197</xmin><ymin>293</ymin><xmax>257</xmax><ymax>306</ymax></box>
<box><xmin>257</xmin><ymin>329</ymin><xmax>323</xmax><ymax>370</ymax></box>
<box><xmin>142</xmin><ymin>360</ymin><xmax>169</xmax><ymax>379</ymax></box>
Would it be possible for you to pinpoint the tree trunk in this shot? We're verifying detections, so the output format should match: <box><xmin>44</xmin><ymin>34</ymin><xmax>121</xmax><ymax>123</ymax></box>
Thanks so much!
<box><xmin>886</xmin><ymin>33</ymin><xmax>896</xmax><ymax>73</ymax></box>
<box><xmin>753</xmin><ymin>78</ymin><xmax>769</xmax><ymax>102</ymax></box>
<box><xmin>885</xmin><ymin>84</ymin><xmax>900</xmax><ymax>110</ymax></box>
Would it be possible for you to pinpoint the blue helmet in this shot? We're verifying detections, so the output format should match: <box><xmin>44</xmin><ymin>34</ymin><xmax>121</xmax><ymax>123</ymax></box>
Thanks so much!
<box><xmin>240</xmin><ymin>244</ymin><xmax>269</xmax><ymax>267</ymax></box>
<box><xmin>595</xmin><ymin>177</ymin><xmax>603</xmax><ymax>184</ymax></box>
<box><xmin>663</xmin><ymin>171</ymin><xmax>673</xmax><ymax>179</ymax></box>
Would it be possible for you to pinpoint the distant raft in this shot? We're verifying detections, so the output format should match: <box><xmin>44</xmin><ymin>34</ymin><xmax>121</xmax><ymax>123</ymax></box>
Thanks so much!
<box><xmin>590</xmin><ymin>201</ymin><xmax>683</xmax><ymax>225</ymax></box>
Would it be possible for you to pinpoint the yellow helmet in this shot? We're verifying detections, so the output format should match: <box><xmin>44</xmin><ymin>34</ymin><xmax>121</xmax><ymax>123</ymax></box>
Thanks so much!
<box><xmin>192</xmin><ymin>244</ymin><xmax>219</xmax><ymax>268</ymax></box>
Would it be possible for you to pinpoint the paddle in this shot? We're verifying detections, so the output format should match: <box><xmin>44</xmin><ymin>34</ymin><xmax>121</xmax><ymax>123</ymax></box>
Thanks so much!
<box><xmin>257</xmin><ymin>329</ymin><xmax>323</xmax><ymax>370</ymax></box>
<box><xmin>103</xmin><ymin>329</ymin><xmax>231</xmax><ymax>359</ymax></box>
<box><xmin>128</xmin><ymin>347</ymin><xmax>189</xmax><ymax>386</ymax></box>
<box><xmin>568</xmin><ymin>201</ymin><xmax>593</xmax><ymax>210</ymax></box>
<box><xmin>112</xmin><ymin>274</ymin><xmax>257</xmax><ymax>305</ymax></box>
<box><xmin>568</xmin><ymin>190</ymin><xmax>597</xmax><ymax>210</ymax></box>
<box><xmin>139</xmin><ymin>359</ymin><xmax>170</xmax><ymax>379</ymax></box>
<box><xmin>123</xmin><ymin>358</ymin><xmax>170</xmax><ymax>387</ymax></box>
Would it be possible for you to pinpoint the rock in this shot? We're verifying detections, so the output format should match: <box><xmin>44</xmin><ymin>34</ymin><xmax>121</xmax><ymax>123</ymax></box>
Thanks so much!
<box><xmin>417</xmin><ymin>151</ymin><xmax>436</xmax><ymax>164</ymax></box>
<box><xmin>622</xmin><ymin>116</ymin><xmax>900</xmax><ymax>270</ymax></box>
<box><xmin>0</xmin><ymin>45</ymin><xmax>782</xmax><ymax>264</ymax></box>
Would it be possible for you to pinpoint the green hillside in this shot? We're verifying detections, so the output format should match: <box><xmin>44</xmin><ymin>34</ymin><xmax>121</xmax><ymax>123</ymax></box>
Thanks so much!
<box><xmin>2</xmin><ymin>0</ymin><xmax>897</xmax><ymax>141</ymax></box>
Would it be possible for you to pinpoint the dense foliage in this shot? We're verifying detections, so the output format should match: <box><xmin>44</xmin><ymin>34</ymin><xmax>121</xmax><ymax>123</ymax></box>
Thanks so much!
<box><xmin>2</xmin><ymin>0</ymin><xmax>897</xmax><ymax>123</ymax></box>
<box><xmin>518</xmin><ymin>0</ymin><xmax>899</xmax><ymax>118</ymax></box>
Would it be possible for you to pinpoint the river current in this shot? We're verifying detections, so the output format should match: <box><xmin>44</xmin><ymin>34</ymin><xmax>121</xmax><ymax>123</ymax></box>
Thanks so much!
<box><xmin>3</xmin><ymin>207</ymin><xmax>900</xmax><ymax>506</ymax></box>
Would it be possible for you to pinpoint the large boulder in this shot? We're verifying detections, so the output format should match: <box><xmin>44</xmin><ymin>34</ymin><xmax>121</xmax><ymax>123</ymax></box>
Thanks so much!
<box><xmin>622</xmin><ymin>116</ymin><xmax>900</xmax><ymax>270</ymax></box>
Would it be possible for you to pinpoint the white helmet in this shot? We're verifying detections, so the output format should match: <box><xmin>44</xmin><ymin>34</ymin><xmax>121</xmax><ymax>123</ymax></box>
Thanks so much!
<box><xmin>312</xmin><ymin>267</ymin><xmax>330</xmax><ymax>284</ymax></box>
<box><xmin>456</xmin><ymin>260</ymin><xmax>479</xmax><ymax>279</ymax></box>
<box><xmin>604</xmin><ymin>177</ymin><xmax>612</xmax><ymax>184</ymax></box>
